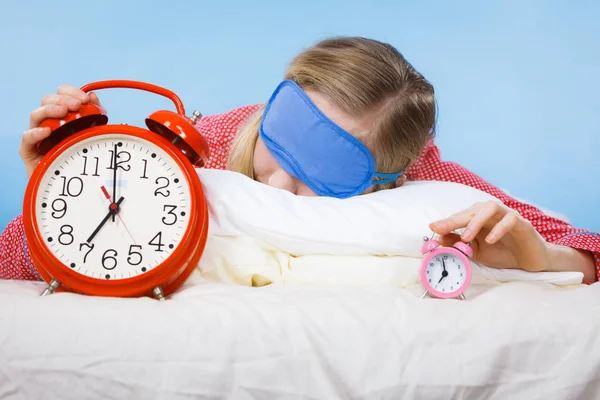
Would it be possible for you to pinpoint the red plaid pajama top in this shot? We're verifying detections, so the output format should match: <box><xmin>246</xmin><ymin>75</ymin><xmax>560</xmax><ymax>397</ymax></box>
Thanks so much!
<box><xmin>2</xmin><ymin>104</ymin><xmax>599</xmax><ymax>282</ymax></box>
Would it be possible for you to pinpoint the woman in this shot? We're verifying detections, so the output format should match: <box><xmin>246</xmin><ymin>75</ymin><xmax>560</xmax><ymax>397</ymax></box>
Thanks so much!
<box><xmin>2</xmin><ymin>36</ymin><xmax>599</xmax><ymax>283</ymax></box>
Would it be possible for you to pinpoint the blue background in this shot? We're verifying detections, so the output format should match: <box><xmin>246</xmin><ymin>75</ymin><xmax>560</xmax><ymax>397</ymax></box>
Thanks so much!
<box><xmin>1</xmin><ymin>0</ymin><xmax>598</xmax><ymax>232</ymax></box>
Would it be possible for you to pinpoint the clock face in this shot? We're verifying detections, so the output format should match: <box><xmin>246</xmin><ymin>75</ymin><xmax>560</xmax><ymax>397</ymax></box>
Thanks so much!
<box><xmin>424</xmin><ymin>251</ymin><xmax>468</xmax><ymax>295</ymax></box>
<box><xmin>34</xmin><ymin>133</ymin><xmax>192</xmax><ymax>281</ymax></box>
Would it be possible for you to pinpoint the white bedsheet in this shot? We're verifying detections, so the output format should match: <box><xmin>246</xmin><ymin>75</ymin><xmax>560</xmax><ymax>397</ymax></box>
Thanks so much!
<box><xmin>1</xmin><ymin>278</ymin><xmax>599</xmax><ymax>400</ymax></box>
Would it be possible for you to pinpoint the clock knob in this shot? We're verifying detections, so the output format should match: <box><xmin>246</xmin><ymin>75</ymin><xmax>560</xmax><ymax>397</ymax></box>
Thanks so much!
<box><xmin>421</xmin><ymin>239</ymin><xmax>440</xmax><ymax>255</ymax></box>
<box><xmin>453</xmin><ymin>241</ymin><xmax>473</xmax><ymax>258</ymax></box>
<box><xmin>191</xmin><ymin>110</ymin><xmax>203</xmax><ymax>123</ymax></box>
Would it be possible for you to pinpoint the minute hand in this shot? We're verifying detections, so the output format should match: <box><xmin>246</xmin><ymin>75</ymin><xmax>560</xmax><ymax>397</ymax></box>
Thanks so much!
<box><xmin>87</xmin><ymin>196</ymin><xmax>124</xmax><ymax>243</ymax></box>
<box><xmin>438</xmin><ymin>259</ymin><xmax>448</xmax><ymax>283</ymax></box>
<box><xmin>111</xmin><ymin>144</ymin><xmax>118</xmax><ymax>222</ymax></box>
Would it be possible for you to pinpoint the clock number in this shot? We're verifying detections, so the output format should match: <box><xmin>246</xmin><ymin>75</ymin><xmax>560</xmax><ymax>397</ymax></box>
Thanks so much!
<box><xmin>102</xmin><ymin>249</ymin><xmax>118</xmax><ymax>270</ymax></box>
<box><xmin>154</xmin><ymin>177</ymin><xmax>170</xmax><ymax>197</ymax></box>
<box><xmin>51</xmin><ymin>198</ymin><xmax>68</xmax><ymax>219</ymax></box>
<box><xmin>81</xmin><ymin>156</ymin><xmax>100</xmax><ymax>176</ymax></box>
<box><xmin>140</xmin><ymin>159</ymin><xmax>149</xmax><ymax>179</ymax></box>
<box><xmin>148</xmin><ymin>231</ymin><xmax>165</xmax><ymax>252</ymax></box>
<box><xmin>79</xmin><ymin>242</ymin><xmax>94</xmax><ymax>264</ymax></box>
<box><xmin>127</xmin><ymin>245</ymin><xmax>143</xmax><ymax>266</ymax></box>
<box><xmin>162</xmin><ymin>205</ymin><xmax>178</xmax><ymax>226</ymax></box>
<box><xmin>58</xmin><ymin>224</ymin><xmax>74</xmax><ymax>246</ymax></box>
<box><xmin>107</xmin><ymin>150</ymin><xmax>131</xmax><ymax>171</ymax></box>
<box><xmin>59</xmin><ymin>176</ymin><xmax>84</xmax><ymax>197</ymax></box>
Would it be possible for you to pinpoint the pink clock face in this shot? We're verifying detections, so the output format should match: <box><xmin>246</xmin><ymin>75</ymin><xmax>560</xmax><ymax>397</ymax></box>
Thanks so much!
<box><xmin>420</xmin><ymin>247</ymin><xmax>471</xmax><ymax>298</ymax></box>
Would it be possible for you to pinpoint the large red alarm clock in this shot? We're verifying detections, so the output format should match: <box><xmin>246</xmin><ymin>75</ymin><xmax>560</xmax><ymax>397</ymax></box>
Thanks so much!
<box><xmin>22</xmin><ymin>80</ymin><xmax>210</xmax><ymax>301</ymax></box>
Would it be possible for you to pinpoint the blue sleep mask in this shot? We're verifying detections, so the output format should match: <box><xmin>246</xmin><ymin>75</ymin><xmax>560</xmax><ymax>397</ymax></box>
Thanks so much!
<box><xmin>259</xmin><ymin>80</ymin><xmax>403</xmax><ymax>199</ymax></box>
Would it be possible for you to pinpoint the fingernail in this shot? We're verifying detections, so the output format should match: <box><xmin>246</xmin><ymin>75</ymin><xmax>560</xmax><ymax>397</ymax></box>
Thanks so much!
<box><xmin>462</xmin><ymin>229</ymin><xmax>472</xmax><ymax>240</ymax></box>
<box><xmin>486</xmin><ymin>233</ymin><xmax>497</xmax><ymax>243</ymax></box>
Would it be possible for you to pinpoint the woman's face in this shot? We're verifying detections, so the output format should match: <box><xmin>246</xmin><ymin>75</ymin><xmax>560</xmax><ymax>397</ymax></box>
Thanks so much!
<box><xmin>252</xmin><ymin>90</ymin><xmax>378</xmax><ymax>196</ymax></box>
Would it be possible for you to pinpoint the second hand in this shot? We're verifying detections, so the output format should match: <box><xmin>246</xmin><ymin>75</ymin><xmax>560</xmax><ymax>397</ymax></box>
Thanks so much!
<box><xmin>101</xmin><ymin>185</ymin><xmax>137</xmax><ymax>245</ymax></box>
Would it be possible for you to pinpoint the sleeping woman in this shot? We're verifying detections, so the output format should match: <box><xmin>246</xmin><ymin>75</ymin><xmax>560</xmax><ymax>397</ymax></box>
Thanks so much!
<box><xmin>2</xmin><ymin>36</ymin><xmax>599</xmax><ymax>283</ymax></box>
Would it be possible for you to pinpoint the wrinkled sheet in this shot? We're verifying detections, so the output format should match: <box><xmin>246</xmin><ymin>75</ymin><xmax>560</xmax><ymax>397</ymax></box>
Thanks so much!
<box><xmin>1</xmin><ymin>279</ymin><xmax>599</xmax><ymax>400</ymax></box>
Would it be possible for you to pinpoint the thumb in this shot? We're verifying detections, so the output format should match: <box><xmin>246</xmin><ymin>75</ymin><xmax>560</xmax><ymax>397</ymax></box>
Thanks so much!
<box><xmin>20</xmin><ymin>127</ymin><xmax>51</xmax><ymax>160</ymax></box>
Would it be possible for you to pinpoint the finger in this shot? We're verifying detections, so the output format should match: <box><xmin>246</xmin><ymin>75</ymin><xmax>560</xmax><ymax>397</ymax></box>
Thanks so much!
<box><xmin>429</xmin><ymin>202</ymin><xmax>485</xmax><ymax>235</ymax></box>
<box><xmin>460</xmin><ymin>201</ymin><xmax>502</xmax><ymax>242</ymax></box>
<box><xmin>485</xmin><ymin>211</ymin><xmax>520</xmax><ymax>244</ymax></box>
<box><xmin>41</xmin><ymin>94</ymin><xmax>81</xmax><ymax>111</ymax></box>
<box><xmin>29</xmin><ymin>104</ymin><xmax>69</xmax><ymax>129</ymax></box>
<box><xmin>57</xmin><ymin>84</ymin><xmax>88</xmax><ymax>103</ymax></box>
<box><xmin>438</xmin><ymin>233</ymin><xmax>462</xmax><ymax>247</ymax></box>
<box><xmin>439</xmin><ymin>232</ymin><xmax>481</xmax><ymax>262</ymax></box>
<box><xmin>19</xmin><ymin>127</ymin><xmax>52</xmax><ymax>157</ymax></box>
<box><xmin>87</xmin><ymin>91</ymin><xmax>102</xmax><ymax>106</ymax></box>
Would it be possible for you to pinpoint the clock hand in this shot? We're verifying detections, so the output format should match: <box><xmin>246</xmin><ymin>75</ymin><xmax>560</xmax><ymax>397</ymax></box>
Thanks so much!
<box><xmin>111</xmin><ymin>143</ymin><xmax>118</xmax><ymax>222</ymax></box>
<box><xmin>100</xmin><ymin>185</ymin><xmax>137</xmax><ymax>245</ymax></box>
<box><xmin>87</xmin><ymin>196</ymin><xmax>124</xmax><ymax>243</ymax></box>
<box><xmin>438</xmin><ymin>259</ymin><xmax>449</xmax><ymax>283</ymax></box>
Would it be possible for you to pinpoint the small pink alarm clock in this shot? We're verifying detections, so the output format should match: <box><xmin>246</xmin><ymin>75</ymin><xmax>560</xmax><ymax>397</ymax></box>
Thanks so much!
<box><xmin>419</xmin><ymin>236</ymin><xmax>473</xmax><ymax>300</ymax></box>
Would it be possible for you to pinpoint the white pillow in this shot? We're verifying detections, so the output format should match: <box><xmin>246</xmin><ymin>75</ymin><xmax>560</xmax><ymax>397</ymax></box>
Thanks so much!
<box><xmin>199</xmin><ymin>169</ymin><xmax>498</xmax><ymax>257</ymax></box>
<box><xmin>191</xmin><ymin>169</ymin><xmax>583</xmax><ymax>287</ymax></box>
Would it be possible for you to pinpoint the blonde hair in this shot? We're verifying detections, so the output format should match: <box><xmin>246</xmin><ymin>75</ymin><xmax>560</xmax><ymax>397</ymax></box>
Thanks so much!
<box><xmin>226</xmin><ymin>36</ymin><xmax>436</xmax><ymax>191</ymax></box>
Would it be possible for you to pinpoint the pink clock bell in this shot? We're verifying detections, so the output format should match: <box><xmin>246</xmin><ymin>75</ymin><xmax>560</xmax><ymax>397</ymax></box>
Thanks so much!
<box><xmin>419</xmin><ymin>236</ymin><xmax>473</xmax><ymax>300</ymax></box>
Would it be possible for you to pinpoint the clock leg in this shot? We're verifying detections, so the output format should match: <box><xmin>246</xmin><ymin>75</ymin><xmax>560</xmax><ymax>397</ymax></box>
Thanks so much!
<box><xmin>420</xmin><ymin>290</ymin><xmax>430</xmax><ymax>299</ymax></box>
<box><xmin>40</xmin><ymin>279</ymin><xmax>61</xmax><ymax>296</ymax></box>
<box><xmin>152</xmin><ymin>286</ymin><xmax>167</xmax><ymax>302</ymax></box>
<box><xmin>458</xmin><ymin>293</ymin><xmax>466</xmax><ymax>300</ymax></box>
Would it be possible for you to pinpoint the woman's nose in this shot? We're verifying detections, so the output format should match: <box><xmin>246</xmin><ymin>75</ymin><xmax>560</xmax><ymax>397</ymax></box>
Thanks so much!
<box><xmin>267</xmin><ymin>169</ymin><xmax>298</xmax><ymax>194</ymax></box>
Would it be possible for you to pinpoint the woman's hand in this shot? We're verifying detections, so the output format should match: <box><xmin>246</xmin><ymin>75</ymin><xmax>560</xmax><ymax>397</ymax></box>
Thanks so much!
<box><xmin>429</xmin><ymin>200</ymin><xmax>597</xmax><ymax>282</ymax></box>
<box><xmin>20</xmin><ymin>84</ymin><xmax>102</xmax><ymax>177</ymax></box>
<box><xmin>429</xmin><ymin>200</ymin><xmax>550</xmax><ymax>272</ymax></box>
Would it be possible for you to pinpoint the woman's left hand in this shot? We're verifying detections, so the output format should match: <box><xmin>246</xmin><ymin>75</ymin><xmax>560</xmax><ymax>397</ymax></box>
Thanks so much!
<box><xmin>429</xmin><ymin>200</ymin><xmax>549</xmax><ymax>271</ymax></box>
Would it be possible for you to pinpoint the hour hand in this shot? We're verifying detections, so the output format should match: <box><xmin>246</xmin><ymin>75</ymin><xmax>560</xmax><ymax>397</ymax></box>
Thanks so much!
<box><xmin>87</xmin><ymin>196</ymin><xmax>124</xmax><ymax>243</ymax></box>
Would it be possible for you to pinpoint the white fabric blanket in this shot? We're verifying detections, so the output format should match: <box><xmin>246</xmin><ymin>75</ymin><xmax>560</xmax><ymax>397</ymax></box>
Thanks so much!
<box><xmin>1</xmin><ymin>279</ymin><xmax>599</xmax><ymax>399</ymax></box>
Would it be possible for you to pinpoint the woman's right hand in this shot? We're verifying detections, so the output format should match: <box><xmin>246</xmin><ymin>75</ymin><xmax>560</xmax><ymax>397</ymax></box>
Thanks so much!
<box><xmin>20</xmin><ymin>84</ymin><xmax>103</xmax><ymax>177</ymax></box>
